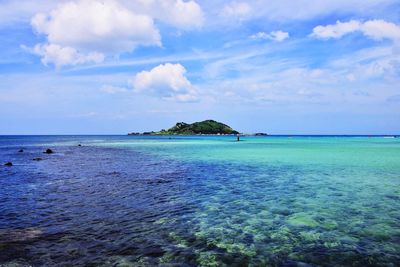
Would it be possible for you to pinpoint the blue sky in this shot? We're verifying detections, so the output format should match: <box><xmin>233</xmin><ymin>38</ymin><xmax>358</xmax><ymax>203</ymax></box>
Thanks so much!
<box><xmin>0</xmin><ymin>0</ymin><xmax>399</xmax><ymax>134</ymax></box>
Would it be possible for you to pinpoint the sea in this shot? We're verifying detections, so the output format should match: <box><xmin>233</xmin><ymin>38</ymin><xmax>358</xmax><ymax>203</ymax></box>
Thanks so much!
<box><xmin>0</xmin><ymin>135</ymin><xmax>399</xmax><ymax>266</ymax></box>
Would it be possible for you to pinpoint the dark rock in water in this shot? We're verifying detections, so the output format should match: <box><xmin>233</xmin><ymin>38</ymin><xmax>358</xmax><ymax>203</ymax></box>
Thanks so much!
<box><xmin>18</xmin><ymin>149</ymin><xmax>24</xmax><ymax>153</ymax></box>
<box><xmin>32</xmin><ymin>157</ymin><xmax>43</xmax><ymax>161</ymax></box>
<box><xmin>385</xmin><ymin>194</ymin><xmax>400</xmax><ymax>201</ymax></box>
<box><xmin>44</xmin><ymin>149</ymin><xmax>54</xmax><ymax>154</ymax></box>
<box><xmin>78</xmin><ymin>144</ymin><xmax>82</xmax><ymax>147</ymax></box>
<box><xmin>143</xmin><ymin>246</ymin><xmax>165</xmax><ymax>258</ymax></box>
<box><xmin>271</xmin><ymin>207</ymin><xmax>293</xmax><ymax>216</ymax></box>
<box><xmin>146</xmin><ymin>179</ymin><xmax>172</xmax><ymax>184</ymax></box>
<box><xmin>243</xmin><ymin>233</ymin><xmax>254</xmax><ymax>243</ymax></box>
<box><xmin>4</xmin><ymin>162</ymin><xmax>13</xmax><ymax>166</ymax></box>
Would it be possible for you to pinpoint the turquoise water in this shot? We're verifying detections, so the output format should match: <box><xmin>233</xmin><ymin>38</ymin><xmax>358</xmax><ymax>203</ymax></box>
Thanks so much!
<box><xmin>1</xmin><ymin>136</ymin><xmax>399</xmax><ymax>266</ymax></box>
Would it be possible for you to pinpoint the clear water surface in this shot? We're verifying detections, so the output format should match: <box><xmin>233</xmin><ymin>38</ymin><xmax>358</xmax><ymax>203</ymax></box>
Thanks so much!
<box><xmin>0</xmin><ymin>135</ymin><xmax>399</xmax><ymax>266</ymax></box>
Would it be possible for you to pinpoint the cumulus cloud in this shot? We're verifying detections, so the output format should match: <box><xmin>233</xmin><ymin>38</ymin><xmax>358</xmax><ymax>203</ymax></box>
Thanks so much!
<box><xmin>122</xmin><ymin>0</ymin><xmax>203</xmax><ymax>30</ymax></box>
<box><xmin>311</xmin><ymin>20</ymin><xmax>361</xmax><ymax>39</ymax></box>
<box><xmin>28</xmin><ymin>0</ymin><xmax>203</xmax><ymax>67</ymax></box>
<box><xmin>30</xmin><ymin>0</ymin><xmax>160</xmax><ymax>66</ymax></box>
<box><xmin>362</xmin><ymin>20</ymin><xmax>400</xmax><ymax>41</ymax></box>
<box><xmin>132</xmin><ymin>63</ymin><xmax>198</xmax><ymax>102</ymax></box>
<box><xmin>220</xmin><ymin>1</ymin><xmax>252</xmax><ymax>19</ymax></box>
<box><xmin>156</xmin><ymin>0</ymin><xmax>203</xmax><ymax>29</ymax></box>
<box><xmin>250</xmin><ymin>31</ymin><xmax>289</xmax><ymax>42</ymax></box>
<box><xmin>311</xmin><ymin>19</ymin><xmax>400</xmax><ymax>41</ymax></box>
<box><xmin>31</xmin><ymin>1</ymin><xmax>161</xmax><ymax>52</ymax></box>
<box><xmin>33</xmin><ymin>43</ymin><xmax>104</xmax><ymax>67</ymax></box>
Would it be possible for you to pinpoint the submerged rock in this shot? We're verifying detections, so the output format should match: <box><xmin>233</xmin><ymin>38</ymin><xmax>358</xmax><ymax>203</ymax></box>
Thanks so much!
<box><xmin>360</xmin><ymin>223</ymin><xmax>398</xmax><ymax>240</ymax></box>
<box><xmin>0</xmin><ymin>228</ymin><xmax>42</xmax><ymax>243</ymax></box>
<box><xmin>287</xmin><ymin>213</ymin><xmax>319</xmax><ymax>227</ymax></box>
<box><xmin>18</xmin><ymin>149</ymin><xmax>24</xmax><ymax>153</ymax></box>
<box><xmin>4</xmin><ymin>162</ymin><xmax>13</xmax><ymax>166</ymax></box>
<box><xmin>78</xmin><ymin>144</ymin><xmax>82</xmax><ymax>147</ymax></box>
<box><xmin>320</xmin><ymin>220</ymin><xmax>338</xmax><ymax>230</ymax></box>
<box><xmin>0</xmin><ymin>259</ymin><xmax>32</xmax><ymax>267</ymax></box>
<box><xmin>44</xmin><ymin>149</ymin><xmax>54</xmax><ymax>154</ymax></box>
<box><xmin>32</xmin><ymin>157</ymin><xmax>43</xmax><ymax>161</ymax></box>
<box><xmin>299</xmin><ymin>231</ymin><xmax>321</xmax><ymax>242</ymax></box>
<box><xmin>271</xmin><ymin>207</ymin><xmax>293</xmax><ymax>216</ymax></box>
<box><xmin>282</xmin><ymin>260</ymin><xmax>313</xmax><ymax>267</ymax></box>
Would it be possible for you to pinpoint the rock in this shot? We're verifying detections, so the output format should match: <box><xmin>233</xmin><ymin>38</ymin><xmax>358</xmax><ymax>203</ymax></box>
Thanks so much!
<box><xmin>0</xmin><ymin>227</ymin><xmax>42</xmax><ymax>243</ymax></box>
<box><xmin>360</xmin><ymin>223</ymin><xmax>397</xmax><ymax>240</ymax></box>
<box><xmin>282</xmin><ymin>260</ymin><xmax>313</xmax><ymax>267</ymax></box>
<box><xmin>18</xmin><ymin>149</ymin><xmax>24</xmax><ymax>153</ymax></box>
<box><xmin>271</xmin><ymin>207</ymin><xmax>293</xmax><ymax>216</ymax></box>
<box><xmin>78</xmin><ymin>144</ymin><xmax>82</xmax><ymax>147</ymax></box>
<box><xmin>44</xmin><ymin>149</ymin><xmax>54</xmax><ymax>154</ymax></box>
<box><xmin>4</xmin><ymin>162</ymin><xmax>13</xmax><ymax>166</ymax></box>
<box><xmin>287</xmin><ymin>213</ymin><xmax>319</xmax><ymax>227</ymax></box>
<box><xmin>0</xmin><ymin>259</ymin><xmax>32</xmax><ymax>267</ymax></box>
<box><xmin>32</xmin><ymin>157</ymin><xmax>42</xmax><ymax>161</ymax></box>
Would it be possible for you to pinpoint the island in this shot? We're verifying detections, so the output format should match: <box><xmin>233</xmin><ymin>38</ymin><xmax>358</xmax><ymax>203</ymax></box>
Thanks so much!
<box><xmin>254</xmin><ymin>133</ymin><xmax>269</xmax><ymax>136</ymax></box>
<box><xmin>128</xmin><ymin>120</ymin><xmax>240</xmax><ymax>135</ymax></box>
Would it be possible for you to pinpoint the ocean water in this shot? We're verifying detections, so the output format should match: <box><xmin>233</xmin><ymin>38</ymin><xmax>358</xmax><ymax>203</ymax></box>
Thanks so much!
<box><xmin>0</xmin><ymin>135</ymin><xmax>399</xmax><ymax>266</ymax></box>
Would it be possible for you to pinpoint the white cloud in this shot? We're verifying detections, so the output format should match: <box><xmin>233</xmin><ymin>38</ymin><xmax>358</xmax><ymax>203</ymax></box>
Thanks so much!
<box><xmin>352</xmin><ymin>57</ymin><xmax>400</xmax><ymax>80</ymax></box>
<box><xmin>250</xmin><ymin>31</ymin><xmax>289</xmax><ymax>42</ymax></box>
<box><xmin>157</xmin><ymin>0</ymin><xmax>203</xmax><ymax>29</ymax></box>
<box><xmin>31</xmin><ymin>0</ymin><xmax>161</xmax><ymax>67</ymax></box>
<box><xmin>328</xmin><ymin>45</ymin><xmax>400</xmax><ymax>81</ymax></box>
<box><xmin>197</xmin><ymin>37</ymin><xmax>400</xmax><ymax>109</ymax></box>
<box><xmin>362</xmin><ymin>20</ymin><xmax>400</xmax><ymax>41</ymax></box>
<box><xmin>250</xmin><ymin>32</ymin><xmax>268</xmax><ymax>40</ymax></box>
<box><xmin>220</xmin><ymin>1</ymin><xmax>252</xmax><ymax>19</ymax></box>
<box><xmin>33</xmin><ymin>43</ymin><xmax>104</xmax><ymax>67</ymax></box>
<box><xmin>270</xmin><ymin>31</ymin><xmax>290</xmax><ymax>42</ymax></box>
<box><xmin>311</xmin><ymin>19</ymin><xmax>400</xmax><ymax>41</ymax></box>
<box><xmin>206</xmin><ymin>0</ymin><xmax>396</xmax><ymax>24</ymax></box>
<box><xmin>311</xmin><ymin>20</ymin><xmax>361</xmax><ymax>39</ymax></box>
<box><xmin>132</xmin><ymin>63</ymin><xmax>198</xmax><ymax>102</ymax></box>
<box><xmin>28</xmin><ymin>0</ymin><xmax>205</xmax><ymax>67</ymax></box>
<box><xmin>1</xmin><ymin>0</ymin><xmax>204</xmax><ymax>29</ymax></box>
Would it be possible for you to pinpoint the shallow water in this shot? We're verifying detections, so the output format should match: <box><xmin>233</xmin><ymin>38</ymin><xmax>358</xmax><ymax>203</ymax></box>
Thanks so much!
<box><xmin>0</xmin><ymin>135</ymin><xmax>399</xmax><ymax>266</ymax></box>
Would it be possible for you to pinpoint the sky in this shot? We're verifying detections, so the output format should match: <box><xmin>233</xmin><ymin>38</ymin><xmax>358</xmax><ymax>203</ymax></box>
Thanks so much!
<box><xmin>0</xmin><ymin>0</ymin><xmax>399</xmax><ymax>135</ymax></box>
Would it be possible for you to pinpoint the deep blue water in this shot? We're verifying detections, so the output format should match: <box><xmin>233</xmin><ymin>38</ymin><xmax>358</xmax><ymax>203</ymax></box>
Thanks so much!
<box><xmin>0</xmin><ymin>135</ymin><xmax>400</xmax><ymax>266</ymax></box>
